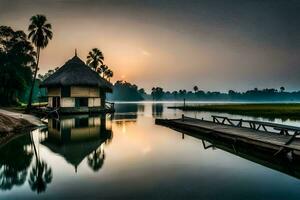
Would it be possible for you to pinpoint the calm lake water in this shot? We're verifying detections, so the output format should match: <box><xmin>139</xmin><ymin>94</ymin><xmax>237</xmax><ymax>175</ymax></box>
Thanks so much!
<box><xmin>1</xmin><ymin>101</ymin><xmax>300</xmax><ymax>199</ymax></box>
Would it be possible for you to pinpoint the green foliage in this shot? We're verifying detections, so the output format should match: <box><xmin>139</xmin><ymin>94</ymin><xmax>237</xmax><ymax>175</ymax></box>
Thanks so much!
<box><xmin>19</xmin><ymin>79</ymin><xmax>47</xmax><ymax>104</ymax></box>
<box><xmin>86</xmin><ymin>48</ymin><xmax>104</xmax><ymax>70</ymax></box>
<box><xmin>148</xmin><ymin>87</ymin><xmax>300</xmax><ymax>101</ymax></box>
<box><xmin>38</xmin><ymin>67</ymin><xmax>59</xmax><ymax>81</ymax></box>
<box><xmin>151</xmin><ymin>87</ymin><xmax>164</xmax><ymax>100</ymax></box>
<box><xmin>109</xmin><ymin>80</ymin><xmax>144</xmax><ymax>101</ymax></box>
<box><xmin>0</xmin><ymin>26</ymin><xmax>35</xmax><ymax>105</ymax></box>
<box><xmin>176</xmin><ymin>103</ymin><xmax>300</xmax><ymax>120</ymax></box>
<box><xmin>28</xmin><ymin>15</ymin><xmax>53</xmax><ymax>49</ymax></box>
<box><xmin>86</xmin><ymin>48</ymin><xmax>113</xmax><ymax>82</ymax></box>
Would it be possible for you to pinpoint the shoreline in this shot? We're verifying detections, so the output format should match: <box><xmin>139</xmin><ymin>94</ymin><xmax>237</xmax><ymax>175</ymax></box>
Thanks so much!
<box><xmin>0</xmin><ymin>108</ymin><xmax>43</xmax><ymax>147</ymax></box>
<box><xmin>168</xmin><ymin>103</ymin><xmax>300</xmax><ymax>120</ymax></box>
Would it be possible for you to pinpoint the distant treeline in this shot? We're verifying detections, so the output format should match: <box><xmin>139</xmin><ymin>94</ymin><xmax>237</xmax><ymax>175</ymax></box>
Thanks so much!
<box><xmin>150</xmin><ymin>87</ymin><xmax>300</xmax><ymax>101</ymax></box>
<box><xmin>108</xmin><ymin>81</ymin><xmax>144</xmax><ymax>101</ymax></box>
<box><xmin>109</xmin><ymin>84</ymin><xmax>300</xmax><ymax>102</ymax></box>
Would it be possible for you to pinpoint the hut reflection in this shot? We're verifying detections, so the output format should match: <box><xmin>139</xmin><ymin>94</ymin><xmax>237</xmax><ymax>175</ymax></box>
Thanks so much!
<box><xmin>41</xmin><ymin>114</ymin><xmax>112</xmax><ymax>173</ymax></box>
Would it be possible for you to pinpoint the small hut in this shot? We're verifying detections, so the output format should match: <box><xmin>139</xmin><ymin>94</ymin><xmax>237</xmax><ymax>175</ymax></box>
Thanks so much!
<box><xmin>40</xmin><ymin>53</ymin><xmax>113</xmax><ymax>114</ymax></box>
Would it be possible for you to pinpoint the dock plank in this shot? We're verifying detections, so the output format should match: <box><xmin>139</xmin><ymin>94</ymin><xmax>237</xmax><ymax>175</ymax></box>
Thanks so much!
<box><xmin>156</xmin><ymin>117</ymin><xmax>300</xmax><ymax>151</ymax></box>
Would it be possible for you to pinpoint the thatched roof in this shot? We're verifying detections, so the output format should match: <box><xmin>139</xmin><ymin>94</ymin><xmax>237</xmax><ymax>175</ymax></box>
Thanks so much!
<box><xmin>40</xmin><ymin>55</ymin><xmax>112</xmax><ymax>92</ymax></box>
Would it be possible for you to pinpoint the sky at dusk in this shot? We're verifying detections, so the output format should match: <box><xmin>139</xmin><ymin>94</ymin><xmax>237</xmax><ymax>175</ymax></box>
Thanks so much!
<box><xmin>1</xmin><ymin>0</ymin><xmax>300</xmax><ymax>92</ymax></box>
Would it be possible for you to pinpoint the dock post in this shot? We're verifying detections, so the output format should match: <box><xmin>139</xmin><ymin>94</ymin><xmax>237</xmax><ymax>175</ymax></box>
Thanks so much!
<box><xmin>183</xmin><ymin>98</ymin><xmax>186</xmax><ymax>109</ymax></box>
<box><xmin>182</xmin><ymin>114</ymin><xmax>184</xmax><ymax>122</ymax></box>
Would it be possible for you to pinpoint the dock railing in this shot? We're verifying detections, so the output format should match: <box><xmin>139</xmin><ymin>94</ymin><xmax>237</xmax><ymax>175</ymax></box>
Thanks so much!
<box><xmin>181</xmin><ymin>115</ymin><xmax>300</xmax><ymax>145</ymax></box>
<box><xmin>210</xmin><ymin>115</ymin><xmax>300</xmax><ymax>144</ymax></box>
<box><xmin>105</xmin><ymin>101</ymin><xmax>115</xmax><ymax>111</ymax></box>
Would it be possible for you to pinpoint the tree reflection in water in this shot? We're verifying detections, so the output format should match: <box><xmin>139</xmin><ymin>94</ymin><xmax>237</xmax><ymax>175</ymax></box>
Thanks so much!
<box><xmin>0</xmin><ymin>134</ymin><xmax>33</xmax><ymax>191</ymax></box>
<box><xmin>87</xmin><ymin>144</ymin><xmax>105</xmax><ymax>172</ymax></box>
<box><xmin>152</xmin><ymin>103</ymin><xmax>163</xmax><ymax>117</ymax></box>
<box><xmin>28</xmin><ymin>133</ymin><xmax>52</xmax><ymax>194</ymax></box>
<box><xmin>28</xmin><ymin>160</ymin><xmax>52</xmax><ymax>193</ymax></box>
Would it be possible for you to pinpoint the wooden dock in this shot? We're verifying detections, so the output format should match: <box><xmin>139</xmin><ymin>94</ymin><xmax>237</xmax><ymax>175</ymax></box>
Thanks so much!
<box><xmin>156</xmin><ymin>115</ymin><xmax>300</xmax><ymax>158</ymax></box>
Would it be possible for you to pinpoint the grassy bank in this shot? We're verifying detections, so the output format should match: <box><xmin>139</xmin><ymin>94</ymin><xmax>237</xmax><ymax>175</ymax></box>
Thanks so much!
<box><xmin>169</xmin><ymin>103</ymin><xmax>300</xmax><ymax>120</ymax></box>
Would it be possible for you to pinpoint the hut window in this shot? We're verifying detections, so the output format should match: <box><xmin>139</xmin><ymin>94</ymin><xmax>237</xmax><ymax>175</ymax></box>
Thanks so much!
<box><xmin>75</xmin><ymin>97</ymin><xmax>88</xmax><ymax>107</ymax></box>
<box><xmin>61</xmin><ymin>86</ymin><xmax>71</xmax><ymax>97</ymax></box>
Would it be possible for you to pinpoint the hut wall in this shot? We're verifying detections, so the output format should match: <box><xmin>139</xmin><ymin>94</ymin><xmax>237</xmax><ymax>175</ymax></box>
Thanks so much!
<box><xmin>88</xmin><ymin>97</ymin><xmax>101</xmax><ymax>107</ymax></box>
<box><xmin>61</xmin><ymin>98</ymin><xmax>75</xmax><ymax>107</ymax></box>
<box><xmin>94</xmin><ymin>98</ymin><xmax>101</xmax><ymax>107</ymax></box>
<box><xmin>48</xmin><ymin>88</ymin><xmax>61</xmax><ymax>96</ymax></box>
<box><xmin>71</xmin><ymin>86</ymin><xmax>100</xmax><ymax>97</ymax></box>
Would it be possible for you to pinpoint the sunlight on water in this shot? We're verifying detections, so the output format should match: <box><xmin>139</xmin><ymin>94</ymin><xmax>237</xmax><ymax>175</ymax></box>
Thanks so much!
<box><xmin>1</xmin><ymin>102</ymin><xmax>300</xmax><ymax>199</ymax></box>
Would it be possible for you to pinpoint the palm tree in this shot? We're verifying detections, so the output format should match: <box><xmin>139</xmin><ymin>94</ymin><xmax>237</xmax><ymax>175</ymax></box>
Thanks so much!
<box><xmin>99</xmin><ymin>64</ymin><xmax>108</xmax><ymax>78</ymax></box>
<box><xmin>193</xmin><ymin>86</ymin><xmax>199</xmax><ymax>93</ymax></box>
<box><xmin>105</xmin><ymin>69</ymin><xmax>113</xmax><ymax>82</ymax></box>
<box><xmin>26</xmin><ymin>15</ymin><xmax>53</xmax><ymax>112</ymax></box>
<box><xmin>86</xmin><ymin>48</ymin><xmax>104</xmax><ymax>71</ymax></box>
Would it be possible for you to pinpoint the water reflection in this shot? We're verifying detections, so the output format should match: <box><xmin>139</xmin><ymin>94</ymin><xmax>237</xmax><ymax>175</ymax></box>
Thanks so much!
<box><xmin>152</xmin><ymin>103</ymin><xmax>164</xmax><ymax>117</ymax></box>
<box><xmin>87</xmin><ymin>145</ymin><xmax>105</xmax><ymax>172</ymax></box>
<box><xmin>179</xmin><ymin>128</ymin><xmax>300</xmax><ymax>179</ymax></box>
<box><xmin>112</xmin><ymin>103</ymin><xmax>143</xmax><ymax>122</ymax></box>
<box><xmin>28</xmin><ymin>160</ymin><xmax>52</xmax><ymax>194</ymax></box>
<box><xmin>0</xmin><ymin>114</ymin><xmax>112</xmax><ymax>195</ymax></box>
<box><xmin>0</xmin><ymin>134</ymin><xmax>33</xmax><ymax>191</ymax></box>
<box><xmin>2</xmin><ymin>102</ymin><xmax>300</xmax><ymax>199</ymax></box>
<box><xmin>0</xmin><ymin>132</ymin><xmax>53</xmax><ymax>194</ymax></box>
<box><xmin>42</xmin><ymin>115</ymin><xmax>112</xmax><ymax>173</ymax></box>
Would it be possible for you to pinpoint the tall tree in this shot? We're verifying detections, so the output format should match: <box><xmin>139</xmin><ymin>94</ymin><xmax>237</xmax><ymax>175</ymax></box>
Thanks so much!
<box><xmin>0</xmin><ymin>26</ymin><xmax>35</xmax><ymax>105</ymax></box>
<box><xmin>86</xmin><ymin>48</ymin><xmax>104</xmax><ymax>70</ymax></box>
<box><xmin>99</xmin><ymin>64</ymin><xmax>108</xmax><ymax>78</ymax></box>
<box><xmin>26</xmin><ymin>15</ymin><xmax>53</xmax><ymax>111</ymax></box>
<box><xmin>151</xmin><ymin>87</ymin><xmax>164</xmax><ymax>100</ymax></box>
<box><xmin>193</xmin><ymin>86</ymin><xmax>199</xmax><ymax>93</ymax></box>
<box><xmin>105</xmin><ymin>69</ymin><xmax>113</xmax><ymax>82</ymax></box>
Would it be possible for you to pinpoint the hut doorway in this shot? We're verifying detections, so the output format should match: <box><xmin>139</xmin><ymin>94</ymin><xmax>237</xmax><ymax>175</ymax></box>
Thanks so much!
<box><xmin>75</xmin><ymin>97</ymin><xmax>88</xmax><ymax>108</ymax></box>
<box><xmin>52</xmin><ymin>97</ymin><xmax>60</xmax><ymax>108</ymax></box>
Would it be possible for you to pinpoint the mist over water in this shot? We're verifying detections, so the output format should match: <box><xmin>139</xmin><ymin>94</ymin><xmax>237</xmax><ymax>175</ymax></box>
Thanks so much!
<box><xmin>1</xmin><ymin>102</ymin><xmax>300</xmax><ymax>199</ymax></box>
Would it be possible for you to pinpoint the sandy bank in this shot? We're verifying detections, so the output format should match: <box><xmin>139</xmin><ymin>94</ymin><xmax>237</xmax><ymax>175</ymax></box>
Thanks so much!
<box><xmin>0</xmin><ymin>108</ymin><xmax>43</xmax><ymax>130</ymax></box>
<box><xmin>0</xmin><ymin>108</ymin><xmax>44</xmax><ymax>147</ymax></box>
<box><xmin>0</xmin><ymin>113</ymin><xmax>34</xmax><ymax>132</ymax></box>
